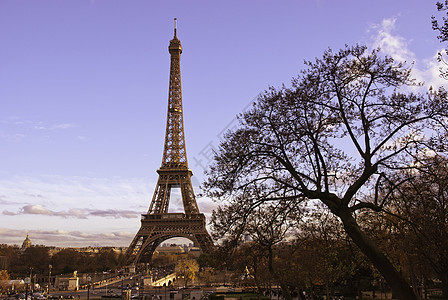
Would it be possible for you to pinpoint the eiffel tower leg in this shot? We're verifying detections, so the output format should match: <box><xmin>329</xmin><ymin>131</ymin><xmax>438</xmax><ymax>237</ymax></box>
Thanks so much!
<box><xmin>149</xmin><ymin>182</ymin><xmax>171</xmax><ymax>214</ymax></box>
<box><xmin>194</xmin><ymin>232</ymin><xmax>214</xmax><ymax>253</ymax></box>
<box><xmin>135</xmin><ymin>235</ymin><xmax>157</xmax><ymax>263</ymax></box>
<box><xmin>180</xmin><ymin>180</ymin><xmax>199</xmax><ymax>215</ymax></box>
<box><xmin>126</xmin><ymin>225</ymin><xmax>155</xmax><ymax>264</ymax></box>
<box><xmin>125</xmin><ymin>234</ymin><xmax>140</xmax><ymax>259</ymax></box>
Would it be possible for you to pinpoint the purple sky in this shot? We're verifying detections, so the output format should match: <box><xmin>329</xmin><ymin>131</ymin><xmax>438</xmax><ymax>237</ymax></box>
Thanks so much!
<box><xmin>0</xmin><ymin>0</ymin><xmax>445</xmax><ymax>247</ymax></box>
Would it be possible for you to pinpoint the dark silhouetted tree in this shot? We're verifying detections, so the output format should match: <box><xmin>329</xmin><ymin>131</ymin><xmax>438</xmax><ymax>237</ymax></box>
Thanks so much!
<box><xmin>50</xmin><ymin>249</ymin><xmax>81</xmax><ymax>275</ymax></box>
<box><xmin>205</xmin><ymin>45</ymin><xmax>448</xmax><ymax>300</ymax></box>
<box><xmin>212</xmin><ymin>200</ymin><xmax>300</xmax><ymax>298</ymax></box>
<box><xmin>389</xmin><ymin>154</ymin><xmax>448</xmax><ymax>299</ymax></box>
<box><xmin>432</xmin><ymin>0</ymin><xmax>448</xmax><ymax>79</ymax></box>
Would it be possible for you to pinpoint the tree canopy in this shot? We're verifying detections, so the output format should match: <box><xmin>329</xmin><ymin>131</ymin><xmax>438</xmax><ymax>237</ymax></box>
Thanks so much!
<box><xmin>205</xmin><ymin>44</ymin><xmax>448</xmax><ymax>300</ymax></box>
<box><xmin>432</xmin><ymin>0</ymin><xmax>448</xmax><ymax>79</ymax></box>
<box><xmin>389</xmin><ymin>154</ymin><xmax>448</xmax><ymax>299</ymax></box>
<box><xmin>175</xmin><ymin>259</ymin><xmax>199</xmax><ymax>288</ymax></box>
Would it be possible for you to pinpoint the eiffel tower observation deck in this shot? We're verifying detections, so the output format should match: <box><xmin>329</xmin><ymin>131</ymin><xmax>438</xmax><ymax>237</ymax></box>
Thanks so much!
<box><xmin>125</xmin><ymin>19</ymin><xmax>214</xmax><ymax>264</ymax></box>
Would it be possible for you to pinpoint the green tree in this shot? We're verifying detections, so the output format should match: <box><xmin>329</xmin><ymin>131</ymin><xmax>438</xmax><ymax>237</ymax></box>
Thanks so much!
<box><xmin>204</xmin><ymin>45</ymin><xmax>448</xmax><ymax>300</ymax></box>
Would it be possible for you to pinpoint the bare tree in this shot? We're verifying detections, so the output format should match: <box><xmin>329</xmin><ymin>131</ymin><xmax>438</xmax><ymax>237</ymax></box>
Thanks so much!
<box><xmin>205</xmin><ymin>45</ymin><xmax>448</xmax><ymax>300</ymax></box>
<box><xmin>389</xmin><ymin>154</ymin><xmax>448</xmax><ymax>299</ymax></box>
<box><xmin>432</xmin><ymin>0</ymin><xmax>448</xmax><ymax>79</ymax></box>
<box><xmin>296</xmin><ymin>207</ymin><xmax>371</xmax><ymax>299</ymax></box>
<box><xmin>211</xmin><ymin>199</ymin><xmax>300</xmax><ymax>299</ymax></box>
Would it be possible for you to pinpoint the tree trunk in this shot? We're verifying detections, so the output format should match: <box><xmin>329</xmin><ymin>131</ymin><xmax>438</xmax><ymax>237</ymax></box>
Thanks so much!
<box><xmin>406</xmin><ymin>253</ymin><xmax>419</xmax><ymax>297</ymax></box>
<box><xmin>325</xmin><ymin>277</ymin><xmax>330</xmax><ymax>300</ymax></box>
<box><xmin>267</xmin><ymin>245</ymin><xmax>292</xmax><ymax>300</ymax></box>
<box><xmin>253</xmin><ymin>271</ymin><xmax>262</xmax><ymax>295</ymax></box>
<box><xmin>280</xmin><ymin>284</ymin><xmax>291</xmax><ymax>300</ymax></box>
<box><xmin>338</xmin><ymin>208</ymin><xmax>418</xmax><ymax>300</ymax></box>
<box><xmin>441</xmin><ymin>272</ymin><xmax>448</xmax><ymax>300</ymax></box>
<box><xmin>423</xmin><ymin>276</ymin><xmax>428</xmax><ymax>300</ymax></box>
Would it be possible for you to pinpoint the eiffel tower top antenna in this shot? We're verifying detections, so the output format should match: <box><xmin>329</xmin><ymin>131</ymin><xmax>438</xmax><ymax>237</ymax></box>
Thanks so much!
<box><xmin>174</xmin><ymin>18</ymin><xmax>177</xmax><ymax>37</ymax></box>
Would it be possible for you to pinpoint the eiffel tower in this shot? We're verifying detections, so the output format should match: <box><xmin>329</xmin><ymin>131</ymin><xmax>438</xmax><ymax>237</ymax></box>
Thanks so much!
<box><xmin>125</xmin><ymin>19</ymin><xmax>214</xmax><ymax>264</ymax></box>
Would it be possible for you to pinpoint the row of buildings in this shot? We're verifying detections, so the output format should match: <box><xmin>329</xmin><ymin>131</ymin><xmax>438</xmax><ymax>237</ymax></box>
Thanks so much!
<box><xmin>19</xmin><ymin>234</ymin><xmax>200</xmax><ymax>256</ymax></box>
<box><xmin>1</xmin><ymin>234</ymin><xmax>201</xmax><ymax>292</ymax></box>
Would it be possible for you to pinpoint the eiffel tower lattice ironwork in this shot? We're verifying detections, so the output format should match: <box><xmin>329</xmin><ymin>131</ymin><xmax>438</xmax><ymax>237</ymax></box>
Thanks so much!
<box><xmin>125</xmin><ymin>19</ymin><xmax>214</xmax><ymax>264</ymax></box>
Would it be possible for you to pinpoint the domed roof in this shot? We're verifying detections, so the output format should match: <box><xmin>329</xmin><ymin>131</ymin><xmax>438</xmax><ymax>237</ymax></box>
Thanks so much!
<box><xmin>22</xmin><ymin>233</ymin><xmax>31</xmax><ymax>249</ymax></box>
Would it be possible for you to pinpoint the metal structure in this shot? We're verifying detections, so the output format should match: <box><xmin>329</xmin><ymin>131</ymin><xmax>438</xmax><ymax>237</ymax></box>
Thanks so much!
<box><xmin>126</xmin><ymin>19</ymin><xmax>214</xmax><ymax>264</ymax></box>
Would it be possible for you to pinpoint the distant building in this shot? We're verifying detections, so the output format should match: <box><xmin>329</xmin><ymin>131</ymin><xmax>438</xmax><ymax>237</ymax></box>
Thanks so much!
<box><xmin>156</xmin><ymin>246</ymin><xmax>185</xmax><ymax>254</ymax></box>
<box><xmin>74</xmin><ymin>246</ymin><xmax>124</xmax><ymax>255</ymax></box>
<box><xmin>21</xmin><ymin>234</ymin><xmax>32</xmax><ymax>249</ymax></box>
<box><xmin>54</xmin><ymin>271</ymin><xmax>79</xmax><ymax>291</ymax></box>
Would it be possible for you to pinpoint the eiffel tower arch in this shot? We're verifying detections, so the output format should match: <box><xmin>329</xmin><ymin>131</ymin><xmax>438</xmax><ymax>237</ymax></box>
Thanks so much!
<box><xmin>125</xmin><ymin>19</ymin><xmax>214</xmax><ymax>264</ymax></box>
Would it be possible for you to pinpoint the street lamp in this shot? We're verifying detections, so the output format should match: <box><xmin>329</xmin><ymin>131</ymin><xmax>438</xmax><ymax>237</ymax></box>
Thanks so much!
<box><xmin>24</xmin><ymin>277</ymin><xmax>31</xmax><ymax>300</ymax></box>
<box><xmin>87</xmin><ymin>276</ymin><xmax>91</xmax><ymax>300</ymax></box>
<box><xmin>29</xmin><ymin>268</ymin><xmax>33</xmax><ymax>294</ymax></box>
<box><xmin>140</xmin><ymin>276</ymin><xmax>144</xmax><ymax>300</ymax></box>
<box><xmin>48</xmin><ymin>265</ymin><xmax>52</xmax><ymax>294</ymax></box>
<box><xmin>222</xmin><ymin>263</ymin><xmax>226</xmax><ymax>287</ymax></box>
<box><xmin>121</xmin><ymin>275</ymin><xmax>124</xmax><ymax>300</ymax></box>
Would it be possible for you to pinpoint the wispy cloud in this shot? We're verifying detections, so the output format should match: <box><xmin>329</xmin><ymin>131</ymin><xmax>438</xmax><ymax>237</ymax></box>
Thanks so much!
<box><xmin>0</xmin><ymin>175</ymin><xmax>152</xmax><ymax>209</ymax></box>
<box><xmin>21</xmin><ymin>204</ymin><xmax>52</xmax><ymax>215</ymax></box>
<box><xmin>3</xmin><ymin>204</ymin><xmax>140</xmax><ymax>219</ymax></box>
<box><xmin>0</xmin><ymin>171</ymin><xmax>214</xmax><ymax>247</ymax></box>
<box><xmin>197</xmin><ymin>199</ymin><xmax>217</xmax><ymax>214</ymax></box>
<box><xmin>370</xmin><ymin>18</ymin><xmax>415</xmax><ymax>63</ymax></box>
<box><xmin>2</xmin><ymin>117</ymin><xmax>76</xmax><ymax>131</ymax></box>
<box><xmin>0</xmin><ymin>228</ymin><xmax>134</xmax><ymax>247</ymax></box>
<box><xmin>33</xmin><ymin>123</ymin><xmax>76</xmax><ymax>130</ymax></box>
<box><xmin>0</xmin><ymin>174</ymin><xmax>154</xmax><ymax>246</ymax></box>
<box><xmin>369</xmin><ymin>17</ymin><xmax>446</xmax><ymax>89</ymax></box>
<box><xmin>0</xmin><ymin>195</ymin><xmax>19</xmax><ymax>205</ymax></box>
<box><xmin>0</xmin><ymin>117</ymin><xmax>78</xmax><ymax>143</ymax></box>
<box><xmin>3</xmin><ymin>210</ymin><xmax>16</xmax><ymax>216</ymax></box>
<box><xmin>0</xmin><ymin>133</ymin><xmax>27</xmax><ymax>142</ymax></box>
<box><xmin>85</xmin><ymin>208</ymin><xmax>139</xmax><ymax>219</ymax></box>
